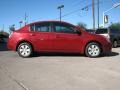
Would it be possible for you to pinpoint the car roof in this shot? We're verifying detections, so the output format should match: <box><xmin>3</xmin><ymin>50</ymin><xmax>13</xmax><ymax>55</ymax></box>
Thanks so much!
<box><xmin>28</xmin><ymin>20</ymin><xmax>75</xmax><ymax>27</ymax></box>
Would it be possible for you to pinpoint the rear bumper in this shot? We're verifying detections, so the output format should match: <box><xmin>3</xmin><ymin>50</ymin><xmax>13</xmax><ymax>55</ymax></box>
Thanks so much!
<box><xmin>7</xmin><ymin>39</ymin><xmax>16</xmax><ymax>51</ymax></box>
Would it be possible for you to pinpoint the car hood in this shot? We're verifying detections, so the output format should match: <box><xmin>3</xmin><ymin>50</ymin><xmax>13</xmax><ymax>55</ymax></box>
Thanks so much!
<box><xmin>82</xmin><ymin>30</ymin><xmax>108</xmax><ymax>42</ymax></box>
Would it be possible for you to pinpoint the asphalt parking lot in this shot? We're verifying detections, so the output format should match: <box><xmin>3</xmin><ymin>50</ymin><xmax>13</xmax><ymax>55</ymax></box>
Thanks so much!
<box><xmin>0</xmin><ymin>43</ymin><xmax>120</xmax><ymax>90</ymax></box>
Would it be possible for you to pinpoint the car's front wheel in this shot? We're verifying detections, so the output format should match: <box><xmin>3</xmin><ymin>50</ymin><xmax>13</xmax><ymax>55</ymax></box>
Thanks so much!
<box><xmin>85</xmin><ymin>42</ymin><xmax>101</xmax><ymax>58</ymax></box>
<box><xmin>17</xmin><ymin>42</ymin><xmax>32</xmax><ymax>58</ymax></box>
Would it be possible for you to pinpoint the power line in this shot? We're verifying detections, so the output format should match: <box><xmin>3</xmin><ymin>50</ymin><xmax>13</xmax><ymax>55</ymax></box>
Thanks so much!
<box><xmin>70</xmin><ymin>0</ymin><xmax>87</xmax><ymax>8</ymax></box>
<box><xmin>54</xmin><ymin>3</ymin><xmax>91</xmax><ymax>20</ymax></box>
<box><xmin>55</xmin><ymin>2</ymin><xmax>100</xmax><ymax>20</ymax></box>
<box><xmin>55</xmin><ymin>0</ymin><xmax>115</xmax><ymax>20</ymax></box>
<box><xmin>29</xmin><ymin>0</ymin><xmax>115</xmax><ymax>23</ymax></box>
<box><xmin>56</xmin><ymin>0</ymin><xmax>86</xmax><ymax>19</ymax></box>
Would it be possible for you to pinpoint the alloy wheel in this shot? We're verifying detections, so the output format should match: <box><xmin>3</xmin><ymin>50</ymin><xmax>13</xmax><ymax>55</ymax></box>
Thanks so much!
<box><xmin>18</xmin><ymin>43</ymin><xmax>32</xmax><ymax>58</ymax></box>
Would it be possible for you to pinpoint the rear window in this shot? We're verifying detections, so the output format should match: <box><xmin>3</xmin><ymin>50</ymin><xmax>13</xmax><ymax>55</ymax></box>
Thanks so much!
<box><xmin>95</xmin><ymin>29</ymin><xmax>108</xmax><ymax>34</ymax></box>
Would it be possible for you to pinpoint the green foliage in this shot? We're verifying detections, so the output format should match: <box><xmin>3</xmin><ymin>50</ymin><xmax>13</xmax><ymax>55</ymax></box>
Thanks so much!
<box><xmin>77</xmin><ymin>22</ymin><xmax>87</xmax><ymax>29</ymax></box>
<box><xmin>109</xmin><ymin>22</ymin><xmax>120</xmax><ymax>30</ymax></box>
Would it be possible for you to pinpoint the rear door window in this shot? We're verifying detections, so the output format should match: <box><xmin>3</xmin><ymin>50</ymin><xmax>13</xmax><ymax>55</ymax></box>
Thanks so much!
<box><xmin>30</xmin><ymin>22</ymin><xmax>51</xmax><ymax>32</ymax></box>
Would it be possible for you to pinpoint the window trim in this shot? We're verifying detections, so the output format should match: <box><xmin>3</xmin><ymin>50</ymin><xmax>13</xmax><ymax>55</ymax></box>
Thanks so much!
<box><xmin>52</xmin><ymin>22</ymin><xmax>76</xmax><ymax>34</ymax></box>
<box><xmin>30</xmin><ymin>22</ymin><xmax>51</xmax><ymax>32</ymax></box>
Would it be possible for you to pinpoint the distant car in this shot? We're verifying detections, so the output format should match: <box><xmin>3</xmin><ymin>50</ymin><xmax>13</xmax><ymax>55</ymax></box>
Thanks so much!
<box><xmin>0</xmin><ymin>33</ymin><xmax>9</xmax><ymax>43</ymax></box>
<box><xmin>7</xmin><ymin>21</ymin><xmax>112</xmax><ymax>58</ymax></box>
<box><xmin>86</xmin><ymin>29</ymin><xmax>96</xmax><ymax>34</ymax></box>
<box><xmin>0</xmin><ymin>38</ymin><xmax>4</xmax><ymax>43</ymax></box>
<box><xmin>0</xmin><ymin>38</ymin><xmax>8</xmax><ymax>43</ymax></box>
<box><xmin>95</xmin><ymin>28</ymin><xmax>120</xmax><ymax>48</ymax></box>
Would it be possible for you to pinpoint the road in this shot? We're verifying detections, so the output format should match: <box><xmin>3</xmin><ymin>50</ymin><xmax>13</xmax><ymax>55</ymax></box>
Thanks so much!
<box><xmin>0</xmin><ymin>43</ymin><xmax>120</xmax><ymax>90</ymax></box>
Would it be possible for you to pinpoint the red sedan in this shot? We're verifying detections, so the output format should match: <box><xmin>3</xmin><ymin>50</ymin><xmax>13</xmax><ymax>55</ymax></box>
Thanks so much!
<box><xmin>7</xmin><ymin>21</ymin><xmax>112</xmax><ymax>58</ymax></box>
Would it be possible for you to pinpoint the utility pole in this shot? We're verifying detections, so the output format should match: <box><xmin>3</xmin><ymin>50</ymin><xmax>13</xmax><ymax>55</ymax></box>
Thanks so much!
<box><xmin>97</xmin><ymin>0</ymin><xmax>99</xmax><ymax>29</ymax></box>
<box><xmin>2</xmin><ymin>24</ymin><xmax>4</xmax><ymax>32</ymax></box>
<box><xmin>24</xmin><ymin>12</ymin><xmax>28</xmax><ymax>26</ymax></box>
<box><xmin>92</xmin><ymin>0</ymin><xmax>95</xmax><ymax>30</ymax></box>
<box><xmin>19</xmin><ymin>21</ymin><xmax>23</xmax><ymax>28</ymax></box>
<box><xmin>57</xmin><ymin>5</ymin><xmax>64</xmax><ymax>21</ymax></box>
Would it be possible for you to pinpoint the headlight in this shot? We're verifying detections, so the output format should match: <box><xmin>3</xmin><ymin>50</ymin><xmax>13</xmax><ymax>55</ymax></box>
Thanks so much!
<box><xmin>102</xmin><ymin>35</ymin><xmax>111</xmax><ymax>43</ymax></box>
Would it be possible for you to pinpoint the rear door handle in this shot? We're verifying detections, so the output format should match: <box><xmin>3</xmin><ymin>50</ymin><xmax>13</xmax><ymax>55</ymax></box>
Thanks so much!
<box><xmin>56</xmin><ymin>34</ymin><xmax>60</xmax><ymax>38</ymax></box>
<box><xmin>30</xmin><ymin>33</ymin><xmax>35</xmax><ymax>36</ymax></box>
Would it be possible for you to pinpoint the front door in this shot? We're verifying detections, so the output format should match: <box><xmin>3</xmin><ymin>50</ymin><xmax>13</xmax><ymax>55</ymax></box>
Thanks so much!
<box><xmin>52</xmin><ymin>22</ymin><xmax>83</xmax><ymax>52</ymax></box>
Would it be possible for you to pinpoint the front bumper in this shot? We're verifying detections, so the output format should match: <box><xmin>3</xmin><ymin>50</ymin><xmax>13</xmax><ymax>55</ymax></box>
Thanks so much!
<box><xmin>102</xmin><ymin>42</ymin><xmax>112</xmax><ymax>54</ymax></box>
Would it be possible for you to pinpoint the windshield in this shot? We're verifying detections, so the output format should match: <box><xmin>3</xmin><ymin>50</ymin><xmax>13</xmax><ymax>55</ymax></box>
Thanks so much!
<box><xmin>95</xmin><ymin>29</ymin><xmax>108</xmax><ymax>34</ymax></box>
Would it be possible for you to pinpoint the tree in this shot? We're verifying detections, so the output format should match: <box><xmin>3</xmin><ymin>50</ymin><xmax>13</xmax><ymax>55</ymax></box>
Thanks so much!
<box><xmin>109</xmin><ymin>22</ymin><xmax>120</xmax><ymax>29</ymax></box>
<box><xmin>77</xmin><ymin>22</ymin><xmax>87</xmax><ymax>29</ymax></box>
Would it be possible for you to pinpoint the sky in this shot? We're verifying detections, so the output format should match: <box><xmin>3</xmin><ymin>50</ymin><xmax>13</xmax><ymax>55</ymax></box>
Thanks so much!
<box><xmin>0</xmin><ymin>0</ymin><xmax>120</xmax><ymax>32</ymax></box>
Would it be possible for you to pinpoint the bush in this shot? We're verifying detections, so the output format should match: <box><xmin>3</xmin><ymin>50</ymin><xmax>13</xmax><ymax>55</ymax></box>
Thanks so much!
<box><xmin>109</xmin><ymin>22</ymin><xmax>120</xmax><ymax>30</ymax></box>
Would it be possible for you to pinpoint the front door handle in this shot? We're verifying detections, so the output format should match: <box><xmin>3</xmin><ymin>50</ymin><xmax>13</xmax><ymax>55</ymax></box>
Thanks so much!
<box><xmin>40</xmin><ymin>38</ymin><xmax>44</xmax><ymax>40</ymax></box>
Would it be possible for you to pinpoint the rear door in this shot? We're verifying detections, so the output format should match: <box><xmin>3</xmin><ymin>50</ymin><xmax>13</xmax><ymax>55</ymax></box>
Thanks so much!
<box><xmin>29</xmin><ymin>22</ymin><xmax>55</xmax><ymax>51</ymax></box>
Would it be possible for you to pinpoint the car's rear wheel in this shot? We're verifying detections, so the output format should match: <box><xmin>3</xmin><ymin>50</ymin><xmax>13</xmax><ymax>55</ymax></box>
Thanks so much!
<box><xmin>113</xmin><ymin>40</ymin><xmax>118</xmax><ymax>48</ymax></box>
<box><xmin>17</xmin><ymin>42</ymin><xmax>32</xmax><ymax>58</ymax></box>
<box><xmin>85</xmin><ymin>42</ymin><xmax>101</xmax><ymax>58</ymax></box>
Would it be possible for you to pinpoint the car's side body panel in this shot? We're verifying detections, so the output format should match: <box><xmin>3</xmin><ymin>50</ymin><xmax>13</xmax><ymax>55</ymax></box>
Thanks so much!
<box><xmin>7</xmin><ymin>21</ymin><xmax>112</xmax><ymax>56</ymax></box>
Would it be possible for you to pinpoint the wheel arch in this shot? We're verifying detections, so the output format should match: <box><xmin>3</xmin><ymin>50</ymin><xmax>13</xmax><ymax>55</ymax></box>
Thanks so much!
<box><xmin>16</xmin><ymin>40</ymin><xmax>34</xmax><ymax>51</ymax></box>
<box><xmin>84</xmin><ymin>40</ymin><xmax>103</xmax><ymax>54</ymax></box>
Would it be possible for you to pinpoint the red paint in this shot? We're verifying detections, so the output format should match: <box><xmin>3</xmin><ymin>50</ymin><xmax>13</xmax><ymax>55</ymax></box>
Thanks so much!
<box><xmin>7</xmin><ymin>21</ymin><xmax>112</xmax><ymax>55</ymax></box>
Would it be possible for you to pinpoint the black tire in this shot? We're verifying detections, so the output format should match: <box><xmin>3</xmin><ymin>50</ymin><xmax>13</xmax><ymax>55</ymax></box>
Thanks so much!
<box><xmin>17</xmin><ymin>42</ymin><xmax>32</xmax><ymax>58</ymax></box>
<box><xmin>113</xmin><ymin>40</ymin><xmax>118</xmax><ymax>48</ymax></box>
<box><xmin>85</xmin><ymin>42</ymin><xmax>101</xmax><ymax>58</ymax></box>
